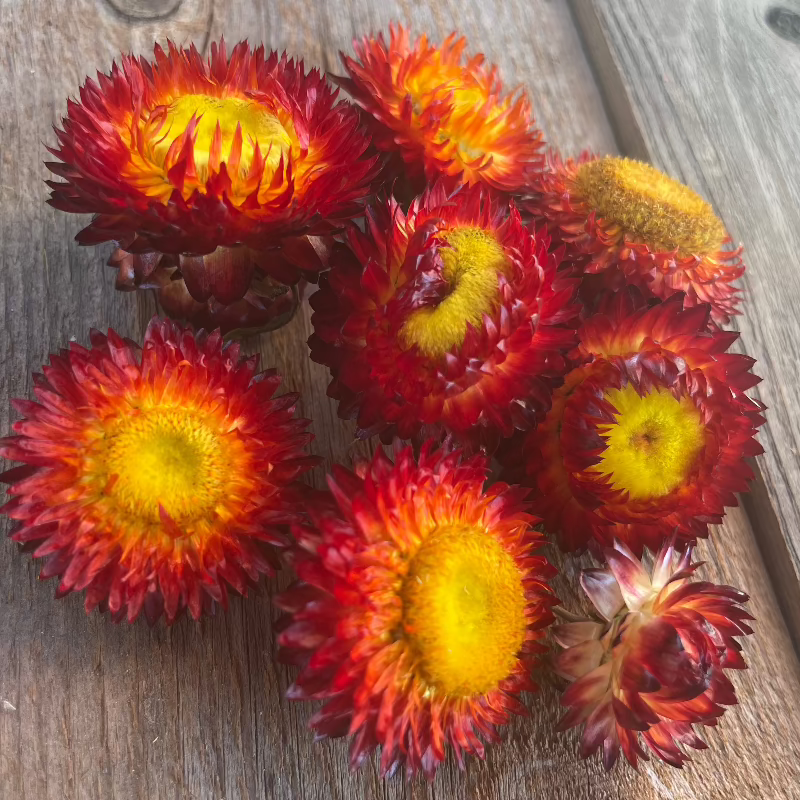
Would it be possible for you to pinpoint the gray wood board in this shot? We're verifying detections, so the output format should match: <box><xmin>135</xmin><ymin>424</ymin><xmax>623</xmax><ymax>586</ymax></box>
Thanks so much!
<box><xmin>1</xmin><ymin>1</ymin><xmax>798</xmax><ymax>799</ymax></box>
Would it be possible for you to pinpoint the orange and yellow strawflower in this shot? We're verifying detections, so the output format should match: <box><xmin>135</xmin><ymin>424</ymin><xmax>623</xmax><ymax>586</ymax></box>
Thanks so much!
<box><xmin>277</xmin><ymin>443</ymin><xmax>557</xmax><ymax>779</ymax></box>
<box><xmin>503</xmin><ymin>287</ymin><xmax>763</xmax><ymax>555</ymax></box>
<box><xmin>528</xmin><ymin>154</ymin><xmax>744</xmax><ymax>324</ymax></box>
<box><xmin>47</xmin><ymin>39</ymin><xmax>378</xmax><ymax>332</ymax></box>
<box><xmin>0</xmin><ymin>318</ymin><xmax>317</xmax><ymax>623</ymax></box>
<box><xmin>339</xmin><ymin>24</ymin><xmax>544</xmax><ymax>193</ymax></box>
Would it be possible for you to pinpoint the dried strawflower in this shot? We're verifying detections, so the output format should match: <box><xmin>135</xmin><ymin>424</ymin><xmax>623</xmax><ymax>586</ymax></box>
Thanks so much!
<box><xmin>339</xmin><ymin>24</ymin><xmax>544</xmax><ymax>193</ymax></box>
<box><xmin>503</xmin><ymin>288</ymin><xmax>763</xmax><ymax>555</ymax></box>
<box><xmin>555</xmin><ymin>539</ymin><xmax>753</xmax><ymax>770</ymax></box>
<box><xmin>276</xmin><ymin>443</ymin><xmax>557</xmax><ymax>779</ymax></box>
<box><xmin>47</xmin><ymin>39</ymin><xmax>378</xmax><ymax>333</ymax></box>
<box><xmin>528</xmin><ymin>154</ymin><xmax>744</xmax><ymax>324</ymax></box>
<box><xmin>1</xmin><ymin>318</ymin><xmax>317</xmax><ymax>623</ymax></box>
<box><xmin>309</xmin><ymin>181</ymin><xmax>577</xmax><ymax>445</ymax></box>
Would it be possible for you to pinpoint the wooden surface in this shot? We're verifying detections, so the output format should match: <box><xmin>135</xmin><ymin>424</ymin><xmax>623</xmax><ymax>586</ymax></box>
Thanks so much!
<box><xmin>1</xmin><ymin>1</ymin><xmax>799</xmax><ymax>799</ymax></box>
<box><xmin>571</xmin><ymin>0</ymin><xmax>800</xmax><ymax>649</ymax></box>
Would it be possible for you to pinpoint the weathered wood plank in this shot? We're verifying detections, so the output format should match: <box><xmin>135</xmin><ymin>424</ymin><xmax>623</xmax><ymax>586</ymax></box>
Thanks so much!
<box><xmin>1</xmin><ymin>1</ymin><xmax>799</xmax><ymax>799</ymax></box>
<box><xmin>570</xmin><ymin>0</ymin><xmax>800</xmax><ymax>649</ymax></box>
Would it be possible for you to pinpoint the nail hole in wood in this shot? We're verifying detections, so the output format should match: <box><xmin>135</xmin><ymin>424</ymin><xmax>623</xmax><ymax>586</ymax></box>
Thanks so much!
<box><xmin>104</xmin><ymin>0</ymin><xmax>183</xmax><ymax>21</ymax></box>
<box><xmin>766</xmin><ymin>6</ymin><xmax>800</xmax><ymax>42</ymax></box>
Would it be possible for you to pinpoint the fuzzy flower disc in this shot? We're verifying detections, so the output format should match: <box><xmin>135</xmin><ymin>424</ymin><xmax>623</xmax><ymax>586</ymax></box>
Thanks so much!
<box><xmin>0</xmin><ymin>318</ymin><xmax>317</xmax><ymax>624</ymax></box>
<box><xmin>276</xmin><ymin>443</ymin><xmax>557</xmax><ymax>779</ymax></box>
<box><xmin>309</xmin><ymin>181</ymin><xmax>579</xmax><ymax>444</ymax></box>
<box><xmin>529</xmin><ymin>154</ymin><xmax>744</xmax><ymax>323</ymax></box>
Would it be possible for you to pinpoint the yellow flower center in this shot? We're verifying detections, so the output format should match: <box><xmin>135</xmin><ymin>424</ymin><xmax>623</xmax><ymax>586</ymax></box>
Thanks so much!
<box><xmin>399</xmin><ymin>227</ymin><xmax>509</xmax><ymax>358</ymax></box>
<box><xmin>574</xmin><ymin>156</ymin><xmax>727</xmax><ymax>256</ymax></box>
<box><xmin>152</xmin><ymin>93</ymin><xmax>292</xmax><ymax>176</ymax></box>
<box><xmin>401</xmin><ymin>525</ymin><xmax>527</xmax><ymax>696</ymax></box>
<box><xmin>593</xmin><ymin>385</ymin><xmax>705</xmax><ymax>500</ymax></box>
<box><xmin>98</xmin><ymin>407</ymin><xmax>237</xmax><ymax>525</ymax></box>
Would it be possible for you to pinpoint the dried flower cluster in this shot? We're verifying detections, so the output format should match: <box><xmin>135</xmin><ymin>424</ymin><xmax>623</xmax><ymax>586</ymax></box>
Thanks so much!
<box><xmin>1</xmin><ymin>23</ymin><xmax>763</xmax><ymax>782</ymax></box>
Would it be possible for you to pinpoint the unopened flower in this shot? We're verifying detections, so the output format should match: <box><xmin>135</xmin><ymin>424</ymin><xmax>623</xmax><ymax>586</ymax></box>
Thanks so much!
<box><xmin>276</xmin><ymin>443</ymin><xmax>557</xmax><ymax>779</ymax></box>
<box><xmin>339</xmin><ymin>24</ymin><xmax>544</xmax><ymax>193</ymax></box>
<box><xmin>1</xmin><ymin>318</ymin><xmax>317</xmax><ymax>623</ymax></box>
<box><xmin>309</xmin><ymin>181</ymin><xmax>578</xmax><ymax>444</ymax></box>
<box><xmin>47</xmin><ymin>39</ymin><xmax>378</xmax><ymax>333</ymax></box>
<box><xmin>528</xmin><ymin>154</ymin><xmax>744</xmax><ymax>324</ymax></box>
<box><xmin>554</xmin><ymin>539</ymin><xmax>753</xmax><ymax>770</ymax></box>
<box><xmin>504</xmin><ymin>288</ymin><xmax>763</xmax><ymax>555</ymax></box>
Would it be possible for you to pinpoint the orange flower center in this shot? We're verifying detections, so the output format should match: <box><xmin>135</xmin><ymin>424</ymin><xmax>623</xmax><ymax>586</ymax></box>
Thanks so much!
<box><xmin>574</xmin><ymin>156</ymin><xmax>727</xmax><ymax>256</ymax></box>
<box><xmin>593</xmin><ymin>385</ymin><xmax>705</xmax><ymax>500</ymax></box>
<box><xmin>399</xmin><ymin>226</ymin><xmax>509</xmax><ymax>358</ymax></box>
<box><xmin>92</xmin><ymin>406</ymin><xmax>243</xmax><ymax>525</ymax></box>
<box><xmin>401</xmin><ymin>525</ymin><xmax>527</xmax><ymax>696</ymax></box>
<box><xmin>400</xmin><ymin>59</ymin><xmax>512</xmax><ymax>173</ymax></box>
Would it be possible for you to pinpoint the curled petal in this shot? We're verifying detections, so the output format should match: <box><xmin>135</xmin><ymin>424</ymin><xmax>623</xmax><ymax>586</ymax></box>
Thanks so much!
<box><xmin>554</xmin><ymin>640</ymin><xmax>604</xmax><ymax>681</ymax></box>
<box><xmin>604</xmin><ymin>545</ymin><xmax>652</xmax><ymax>611</ymax></box>
<box><xmin>580</xmin><ymin>568</ymin><xmax>624</xmax><ymax>620</ymax></box>
<box><xmin>552</xmin><ymin>620</ymin><xmax>605</xmax><ymax>648</ymax></box>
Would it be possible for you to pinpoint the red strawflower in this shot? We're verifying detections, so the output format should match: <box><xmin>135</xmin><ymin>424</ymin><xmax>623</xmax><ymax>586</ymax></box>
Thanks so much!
<box><xmin>527</xmin><ymin>153</ymin><xmax>744</xmax><ymax>324</ymax></box>
<box><xmin>339</xmin><ymin>24</ymin><xmax>544</xmax><ymax>194</ymax></box>
<box><xmin>276</xmin><ymin>443</ymin><xmax>557</xmax><ymax>779</ymax></box>
<box><xmin>554</xmin><ymin>539</ymin><xmax>753</xmax><ymax>770</ymax></box>
<box><xmin>503</xmin><ymin>288</ymin><xmax>763</xmax><ymax>555</ymax></box>
<box><xmin>47</xmin><ymin>39</ymin><xmax>378</xmax><ymax>333</ymax></box>
<box><xmin>0</xmin><ymin>318</ymin><xmax>317</xmax><ymax>624</ymax></box>
<box><xmin>309</xmin><ymin>181</ymin><xmax>578</xmax><ymax>445</ymax></box>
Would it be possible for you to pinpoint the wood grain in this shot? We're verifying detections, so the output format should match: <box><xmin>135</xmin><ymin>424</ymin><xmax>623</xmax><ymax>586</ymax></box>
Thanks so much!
<box><xmin>1</xmin><ymin>1</ymin><xmax>799</xmax><ymax>799</ymax></box>
<box><xmin>570</xmin><ymin>0</ymin><xmax>800</xmax><ymax>649</ymax></box>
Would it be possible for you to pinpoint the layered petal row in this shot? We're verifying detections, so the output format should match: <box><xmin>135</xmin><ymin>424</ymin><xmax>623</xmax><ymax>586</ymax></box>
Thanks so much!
<box><xmin>48</xmin><ymin>39</ymin><xmax>378</xmax><ymax>256</ymax></box>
